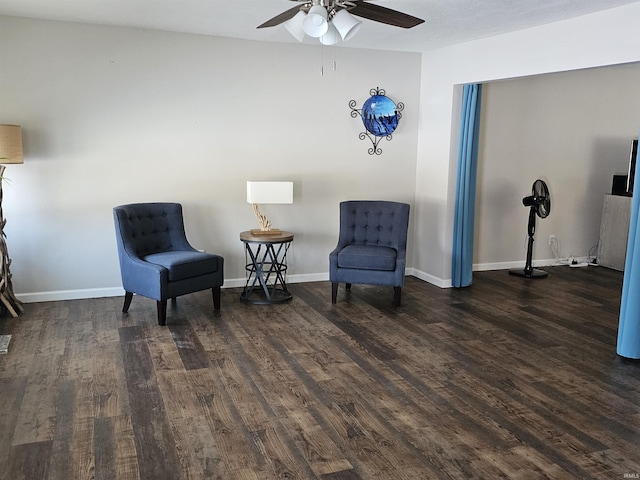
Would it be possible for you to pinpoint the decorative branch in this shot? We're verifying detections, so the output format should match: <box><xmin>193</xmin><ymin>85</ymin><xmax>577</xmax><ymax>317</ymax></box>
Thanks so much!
<box><xmin>252</xmin><ymin>203</ymin><xmax>272</xmax><ymax>231</ymax></box>
<box><xmin>0</xmin><ymin>164</ymin><xmax>23</xmax><ymax>317</ymax></box>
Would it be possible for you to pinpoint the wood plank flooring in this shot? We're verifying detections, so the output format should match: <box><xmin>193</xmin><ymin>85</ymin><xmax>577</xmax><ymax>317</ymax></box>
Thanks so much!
<box><xmin>1</xmin><ymin>266</ymin><xmax>639</xmax><ymax>479</ymax></box>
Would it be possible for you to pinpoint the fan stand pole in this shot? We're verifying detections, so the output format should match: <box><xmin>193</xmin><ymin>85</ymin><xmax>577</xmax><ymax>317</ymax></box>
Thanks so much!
<box><xmin>509</xmin><ymin>207</ymin><xmax>548</xmax><ymax>279</ymax></box>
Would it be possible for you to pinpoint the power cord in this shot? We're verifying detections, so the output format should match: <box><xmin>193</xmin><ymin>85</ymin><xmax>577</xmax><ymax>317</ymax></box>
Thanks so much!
<box><xmin>549</xmin><ymin>237</ymin><xmax>598</xmax><ymax>267</ymax></box>
<box><xmin>587</xmin><ymin>244</ymin><xmax>599</xmax><ymax>265</ymax></box>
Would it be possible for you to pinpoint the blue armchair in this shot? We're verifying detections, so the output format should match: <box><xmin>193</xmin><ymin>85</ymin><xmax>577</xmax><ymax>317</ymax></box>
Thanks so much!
<box><xmin>113</xmin><ymin>202</ymin><xmax>224</xmax><ymax>325</ymax></box>
<box><xmin>330</xmin><ymin>200</ymin><xmax>410</xmax><ymax>306</ymax></box>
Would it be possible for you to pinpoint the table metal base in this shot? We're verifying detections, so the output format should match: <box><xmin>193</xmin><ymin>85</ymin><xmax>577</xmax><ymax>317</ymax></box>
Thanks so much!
<box><xmin>240</xmin><ymin>231</ymin><xmax>293</xmax><ymax>305</ymax></box>
<box><xmin>240</xmin><ymin>287</ymin><xmax>292</xmax><ymax>305</ymax></box>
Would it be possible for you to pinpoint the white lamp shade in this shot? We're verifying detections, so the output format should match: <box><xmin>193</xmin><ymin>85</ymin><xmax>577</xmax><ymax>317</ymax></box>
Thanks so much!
<box><xmin>284</xmin><ymin>10</ymin><xmax>307</xmax><ymax>42</ymax></box>
<box><xmin>0</xmin><ymin>125</ymin><xmax>24</xmax><ymax>164</ymax></box>
<box><xmin>332</xmin><ymin>9</ymin><xmax>362</xmax><ymax>41</ymax></box>
<box><xmin>320</xmin><ymin>22</ymin><xmax>341</xmax><ymax>45</ymax></box>
<box><xmin>247</xmin><ymin>181</ymin><xmax>293</xmax><ymax>204</ymax></box>
<box><xmin>303</xmin><ymin>5</ymin><xmax>328</xmax><ymax>38</ymax></box>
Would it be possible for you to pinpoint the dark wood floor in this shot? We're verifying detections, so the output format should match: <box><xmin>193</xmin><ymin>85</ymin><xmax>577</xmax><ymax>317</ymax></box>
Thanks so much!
<box><xmin>1</xmin><ymin>266</ymin><xmax>639</xmax><ymax>479</ymax></box>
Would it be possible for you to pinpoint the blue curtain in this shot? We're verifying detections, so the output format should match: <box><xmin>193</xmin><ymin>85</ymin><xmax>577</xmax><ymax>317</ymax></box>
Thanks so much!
<box><xmin>618</xmin><ymin>144</ymin><xmax>640</xmax><ymax>359</ymax></box>
<box><xmin>452</xmin><ymin>84</ymin><xmax>482</xmax><ymax>288</ymax></box>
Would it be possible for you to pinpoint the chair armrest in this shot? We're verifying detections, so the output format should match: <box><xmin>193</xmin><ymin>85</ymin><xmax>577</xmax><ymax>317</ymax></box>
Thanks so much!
<box><xmin>119</xmin><ymin>254</ymin><xmax>168</xmax><ymax>301</ymax></box>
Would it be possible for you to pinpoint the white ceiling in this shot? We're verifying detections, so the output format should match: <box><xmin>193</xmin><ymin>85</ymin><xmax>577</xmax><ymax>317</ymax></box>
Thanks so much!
<box><xmin>0</xmin><ymin>0</ymin><xmax>639</xmax><ymax>52</ymax></box>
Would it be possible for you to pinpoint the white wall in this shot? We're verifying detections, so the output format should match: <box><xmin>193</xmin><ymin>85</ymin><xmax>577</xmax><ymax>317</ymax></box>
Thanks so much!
<box><xmin>414</xmin><ymin>2</ymin><xmax>640</xmax><ymax>286</ymax></box>
<box><xmin>476</xmin><ymin>64</ymin><xmax>640</xmax><ymax>269</ymax></box>
<box><xmin>0</xmin><ymin>16</ymin><xmax>422</xmax><ymax>301</ymax></box>
<box><xmin>5</xmin><ymin>3</ymin><xmax>640</xmax><ymax>301</ymax></box>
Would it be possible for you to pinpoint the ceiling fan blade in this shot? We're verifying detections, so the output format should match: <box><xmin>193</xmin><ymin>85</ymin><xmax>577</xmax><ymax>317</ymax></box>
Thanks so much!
<box><xmin>257</xmin><ymin>5</ymin><xmax>302</xmax><ymax>29</ymax></box>
<box><xmin>349</xmin><ymin>1</ymin><xmax>425</xmax><ymax>29</ymax></box>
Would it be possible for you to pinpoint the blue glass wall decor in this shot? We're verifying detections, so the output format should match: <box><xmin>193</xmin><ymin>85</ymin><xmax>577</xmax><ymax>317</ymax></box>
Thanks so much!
<box><xmin>349</xmin><ymin>87</ymin><xmax>404</xmax><ymax>155</ymax></box>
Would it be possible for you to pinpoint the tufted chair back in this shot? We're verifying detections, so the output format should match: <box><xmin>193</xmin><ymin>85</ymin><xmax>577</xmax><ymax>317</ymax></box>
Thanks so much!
<box><xmin>338</xmin><ymin>200</ymin><xmax>409</xmax><ymax>252</ymax></box>
<box><xmin>114</xmin><ymin>202</ymin><xmax>192</xmax><ymax>258</ymax></box>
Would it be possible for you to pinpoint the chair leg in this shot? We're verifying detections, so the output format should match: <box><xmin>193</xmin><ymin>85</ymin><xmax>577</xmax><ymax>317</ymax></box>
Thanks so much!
<box><xmin>212</xmin><ymin>286</ymin><xmax>221</xmax><ymax>311</ymax></box>
<box><xmin>122</xmin><ymin>291</ymin><xmax>133</xmax><ymax>313</ymax></box>
<box><xmin>393</xmin><ymin>287</ymin><xmax>402</xmax><ymax>307</ymax></box>
<box><xmin>331</xmin><ymin>283</ymin><xmax>338</xmax><ymax>304</ymax></box>
<box><xmin>157</xmin><ymin>300</ymin><xmax>167</xmax><ymax>326</ymax></box>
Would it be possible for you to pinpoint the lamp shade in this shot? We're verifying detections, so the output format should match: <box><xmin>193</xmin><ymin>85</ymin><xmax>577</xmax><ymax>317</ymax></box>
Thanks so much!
<box><xmin>284</xmin><ymin>10</ymin><xmax>307</xmax><ymax>42</ymax></box>
<box><xmin>303</xmin><ymin>5</ymin><xmax>328</xmax><ymax>38</ymax></box>
<box><xmin>0</xmin><ymin>125</ymin><xmax>23</xmax><ymax>164</ymax></box>
<box><xmin>332</xmin><ymin>9</ymin><xmax>362</xmax><ymax>41</ymax></box>
<box><xmin>320</xmin><ymin>22</ymin><xmax>341</xmax><ymax>45</ymax></box>
<box><xmin>247</xmin><ymin>181</ymin><xmax>293</xmax><ymax>204</ymax></box>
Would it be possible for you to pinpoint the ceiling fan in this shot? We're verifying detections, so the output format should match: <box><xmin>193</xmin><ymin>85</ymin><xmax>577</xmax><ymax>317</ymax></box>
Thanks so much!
<box><xmin>258</xmin><ymin>0</ymin><xmax>425</xmax><ymax>45</ymax></box>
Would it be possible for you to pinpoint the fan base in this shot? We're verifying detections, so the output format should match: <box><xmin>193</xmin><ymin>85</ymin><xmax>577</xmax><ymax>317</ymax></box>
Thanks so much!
<box><xmin>508</xmin><ymin>268</ymin><xmax>548</xmax><ymax>278</ymax></box>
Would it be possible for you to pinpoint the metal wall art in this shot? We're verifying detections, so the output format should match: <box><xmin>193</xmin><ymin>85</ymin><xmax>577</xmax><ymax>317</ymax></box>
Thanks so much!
<box><xmin>349</xmin><ymin>87</ymin><xmax>403</xmax><ymax>155</ymax></box>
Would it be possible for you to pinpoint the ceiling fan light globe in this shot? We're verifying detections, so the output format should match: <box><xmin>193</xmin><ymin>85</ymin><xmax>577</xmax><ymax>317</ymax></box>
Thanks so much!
<box><xmin>303</xmin><ymin>5</ymin><xmax>329</xmax><ymax>38</ymax></box>
<box><xmin>320</xmin><ymin>22</ymin><xmax>340</xmax><ymax>45</ymax></box>
<box><xmin>332</xmin><ymin>9</ymin><xmax>361</xmax><ymax>41</ymax></box>
<box><xmin>284</xmin><ymin>10</ymin><xmax>307</xmax><ymax>42</ymax></box>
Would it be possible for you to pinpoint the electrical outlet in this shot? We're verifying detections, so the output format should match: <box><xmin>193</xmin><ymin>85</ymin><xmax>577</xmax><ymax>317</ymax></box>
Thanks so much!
<box><xmin>0</xmin><ymin>335</ymin><xmax>10</xmax><ymax>354</ymax></box>
<box><xmin>549</xmin><ymin>234</ymin><xmax>556</xmax><ymax>245</ymax></box>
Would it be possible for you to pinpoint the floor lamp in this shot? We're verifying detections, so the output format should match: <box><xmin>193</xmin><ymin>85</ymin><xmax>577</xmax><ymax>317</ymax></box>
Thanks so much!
<box><xmin>0</xmin><ymin>124</ymin><xmax>24</xmax><ymax>318</ymax></box>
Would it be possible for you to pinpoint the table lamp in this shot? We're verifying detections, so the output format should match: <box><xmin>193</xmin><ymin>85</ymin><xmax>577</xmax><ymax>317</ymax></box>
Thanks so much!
<box><xmin>0</xmin><ymin>124</ymin><xmax>24</xmax><ymax>317</ymax></box>
<box><xmin>247</xmin><ymin>181</ymin><xmax>293</xmax><ymax>235</ymax></box>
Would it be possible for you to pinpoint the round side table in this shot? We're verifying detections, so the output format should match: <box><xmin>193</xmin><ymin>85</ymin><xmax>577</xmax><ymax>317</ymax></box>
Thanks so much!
<box><xmin>240</xmin><ymin>230</ymin><xmax>294</xmax><ymax>305</ymax></box>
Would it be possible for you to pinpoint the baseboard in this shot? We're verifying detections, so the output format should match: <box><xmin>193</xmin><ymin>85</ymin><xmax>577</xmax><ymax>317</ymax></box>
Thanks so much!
<box><xmin>17</xmin><ymin>287</ymin><xmax>126</xmax><ymax>304</ymax></box>
<box><xmin>23</xmin><ymin>262</ymin><xmax>577</xmax><ymax>304</ymax></box>
<box><xmin>473</xmin><ymin>257</ymin><xmax>588</xmax><ymax>272</ymax></box>
<box><xmin>15</xmin><ymin>271</ymin><xmax>450</xmax><ymax>304</ymax></box>
<box><xmin>221</xmin><ymin>272</ymin><xmax>330</xmax><ymax>290</ymax></box>
<box><xmin>406</xmin><ymin>268</ymin><xmax>451</xmax><ymax>288</ymax></box>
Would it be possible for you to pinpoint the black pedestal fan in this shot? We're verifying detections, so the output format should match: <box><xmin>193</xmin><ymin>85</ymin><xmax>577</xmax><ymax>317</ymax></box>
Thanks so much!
<box><xmin>509</xmin><ymin>179</ymin><xmax>551</xmax><ymax>278</ymax></box>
